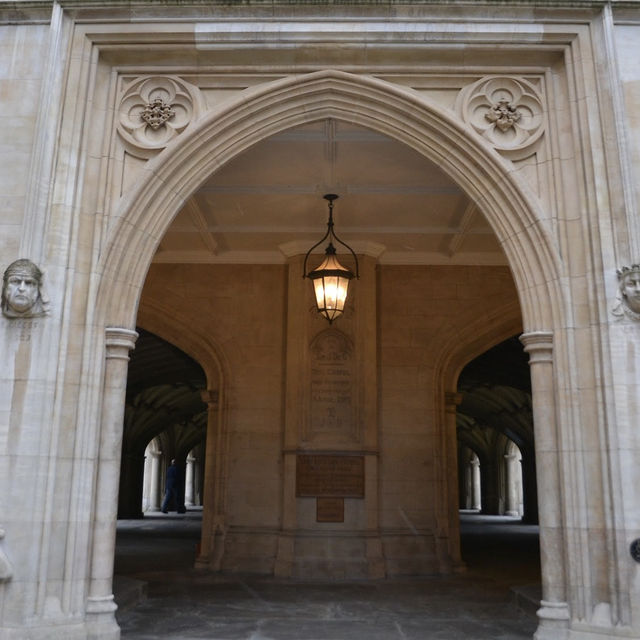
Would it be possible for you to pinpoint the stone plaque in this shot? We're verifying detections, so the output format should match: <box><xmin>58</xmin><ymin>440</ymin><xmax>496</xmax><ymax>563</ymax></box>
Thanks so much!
<box><xmin>309</xmin><ymin>330</ymin><xmax>354</xmax><ymax>436</ymax></box>
<box><xmin>296</xmin><ymin>454</ymin><xmax>364</xmax><ymax>497</ymax></box>
<box><xmin>316</xmin><ymin>497</ymin><xmax>344</xmax><ymax>523</ymax></box>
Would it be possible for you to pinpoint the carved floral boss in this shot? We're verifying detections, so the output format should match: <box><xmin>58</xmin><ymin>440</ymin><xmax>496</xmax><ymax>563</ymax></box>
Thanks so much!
<box><xmin>140</xmin><ymin>97</ymin><xmax>176</xmax><ymax>130</ymax></box>
<box><xmin>458</xmin><ymin>76</ymin><xmax>544</xmax><ymax>155</ymax></box>
<box><xmin>485</xmin><ymin>99</ymin><xmax>521</xmax><ymax>132</ymax></box>
<box><xmin>117</xmin><ymin>76</ymin><xmax>200</xmax><ymax>152</ymax></box>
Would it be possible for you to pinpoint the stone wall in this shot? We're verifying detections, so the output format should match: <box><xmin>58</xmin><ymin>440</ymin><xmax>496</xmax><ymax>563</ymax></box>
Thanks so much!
<box><xmin>139</xmin><ymin>263</ymin><xmax>518</xmax><ymax>576</ymax></box>
<box><xmin>1</xmin><ymin>2</ymin><xmax>640</xmax><ymax>638</ymax></box>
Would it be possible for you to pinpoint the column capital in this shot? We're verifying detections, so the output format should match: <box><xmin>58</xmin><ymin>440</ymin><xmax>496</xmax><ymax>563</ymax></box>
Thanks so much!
<box><xmin>200</xmin><ymin>389</ymin><xmax>219</xmax><ymax>408</ymax></box>
<box><xmin>105</xmin><ymin>327</ymin><xmax>138</xmax><ymax>359</ymax></box>
<box><xmin>444</xmin><ymin>392</ymin><xmax>462</xmax><ymax>412</ymax></box>
<box><xmin>520</xmin><ymin>331</ymin><xmax>553</xmax><ymax>364</ymax></box>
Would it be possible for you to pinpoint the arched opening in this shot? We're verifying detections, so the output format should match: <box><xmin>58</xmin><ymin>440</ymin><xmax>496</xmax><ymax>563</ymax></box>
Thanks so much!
<box><xmin>118</xmin><ymin>328</ymin><xmax>207</xmax><ymax>520</ymax></box>
<box><xmin>454</xmin><ymin>336</ymin><xmax>541</xmax><ymax>615</ymax></box>
<box><xmin>94</xmin><ymin>71</ymin><xmax>564</xmax><ymax>638</ymax></box>
<box><xmin>457</xmin><ymin>335</ymin><xmax>536</xmax><ymax>523</ymax></box>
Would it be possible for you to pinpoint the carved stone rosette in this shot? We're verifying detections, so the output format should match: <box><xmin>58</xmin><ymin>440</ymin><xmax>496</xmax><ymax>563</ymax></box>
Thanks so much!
<box><xmin>117</xmin><ymin>75</ymin><xmax>203</xmax><ymax>156</ymax></box>
<box><xmin>456</xmin><ymin>76</ymin><xmax>545</xmax><ymax>159</ymax></box>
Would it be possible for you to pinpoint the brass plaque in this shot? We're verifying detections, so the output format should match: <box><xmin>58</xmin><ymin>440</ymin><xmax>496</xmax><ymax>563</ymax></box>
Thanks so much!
<box><xmin>296</xmin><ymin>454</ymin><xmax>364</xmax><ymax>497</ymax></box>
<box><xmin>317</xmin><ymin>497</ymin><xmax>344</xmax><ymax>523</ymax></box>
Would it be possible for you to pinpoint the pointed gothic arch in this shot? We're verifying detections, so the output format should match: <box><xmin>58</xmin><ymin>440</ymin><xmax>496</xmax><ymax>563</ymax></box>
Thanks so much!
<box><xmin>90</xmin><ymin>69</ymin><xmax>571</xmax><ymax>638</ymax></box>
<box><xmin>96</xmin><ymin>69</ymin><xmax>565</xmax><ymax>332</ymax></box>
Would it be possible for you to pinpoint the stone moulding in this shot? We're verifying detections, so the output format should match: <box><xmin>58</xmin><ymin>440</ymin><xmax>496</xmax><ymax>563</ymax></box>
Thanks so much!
<box><xmin>117</xmin><ymin>75</ymin><xmax>204</xmax><ymax>157</ymax></box>
<box><xmin>456</xmin><ymin>75</ymin><xmax>545</xmax><ymax>160</ymax></box>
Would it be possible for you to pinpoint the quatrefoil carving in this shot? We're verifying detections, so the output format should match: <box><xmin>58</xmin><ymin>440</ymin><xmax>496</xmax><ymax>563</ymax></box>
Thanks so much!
<box><xmin>117</xmin><ymin>76</ymin><xmax>203</xmax><ymax>156</ymax></box>
<box><xmin>456</xmin><ymin>76</ymin><xmax>545</xmax><ymax>159</ymax></box>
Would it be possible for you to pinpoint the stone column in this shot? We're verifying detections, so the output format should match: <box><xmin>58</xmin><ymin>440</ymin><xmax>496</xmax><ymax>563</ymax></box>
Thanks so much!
<box><xmin>520</xmin><ymin>331</ymin><xmax>569</xmax><ymax>639</ymax></box>
<box><xmin>196</xmin><ymin>390</ymin><xmax>222</xmax><ymax>569</ymax></box>
<box><xmin>471</xmin><ymin>457</ymin><xmax>481</xmax><ymax>511</ymax></box>
<box><xmin>195</xmin><ymin>455</ymin><xmax>204</xmax><ymax>505</ymax></box>
<box><xmin>185</xmin><ymin>453</ymin><xmax>196</xmax><ymax>507</ymax></box>
<box><xmin>148</xmin><ymin>450</ymin><xmax>161</xmax><ymax>512</ymax></box>
<box><xmin>141</xmin><ymin>452</ymin><xmax>151</xmax><ymax>512</ymax></box>
<box><xmin>504</xmin><ymin>453</ymin><xmax>520</xmax><ymax>517</ymax></box>
<box><xmin>521</xmin><ymin>449</ymin><xmax>539</xmax><ymax>524</ymax></box>
<box><xmin>442</xmin><ymin>392</ymin><xmax>463</xmax><ymax>570</ymax></box>
<box><xmin>86</xmin><ymin>327</ymin><xmax>137</xmax><ymax>639</ymax></box>
<box><xmin>463</xmin><ymin>462</ymin><xmax>472</xmax><ymax>509</ymax></box>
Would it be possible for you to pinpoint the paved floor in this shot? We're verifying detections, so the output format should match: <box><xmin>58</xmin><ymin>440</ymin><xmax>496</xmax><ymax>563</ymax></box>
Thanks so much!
<box><xmin>114</xmin><ymin>510</ymin><xmax>541</xmax><ymax>639</ymax></box>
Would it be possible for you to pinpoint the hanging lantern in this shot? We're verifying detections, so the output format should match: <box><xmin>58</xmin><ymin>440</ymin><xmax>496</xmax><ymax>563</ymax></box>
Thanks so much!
<box><xmin>303</xmin><ymin>194</ymin><xmax>359</xmax><ymax>323</ymax></box>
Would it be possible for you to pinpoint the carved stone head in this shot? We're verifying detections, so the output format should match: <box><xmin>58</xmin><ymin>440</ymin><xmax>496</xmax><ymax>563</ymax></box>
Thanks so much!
<box><xmin>2</xmin><ymin>259</ymin><xmax>47</xmax><ymax>319</ymax></box>
<box><xmin>615</xmin><ymin>264</ymin><xmax>640</xmax><ymax>319</ymax></box>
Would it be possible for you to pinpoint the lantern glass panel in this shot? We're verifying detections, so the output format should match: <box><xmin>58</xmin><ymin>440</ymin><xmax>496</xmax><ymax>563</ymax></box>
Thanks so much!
<box><xmin>310</xmin><ymin>254</ymin><xmax>353</xmax><ymax>321</ymax></box>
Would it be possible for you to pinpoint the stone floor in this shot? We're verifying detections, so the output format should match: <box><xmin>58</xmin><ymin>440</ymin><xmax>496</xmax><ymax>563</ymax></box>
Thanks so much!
<box><xmin>114</xmin><ymin>509</ymin><xmax>541</xmax><ymax>639</ymax></box>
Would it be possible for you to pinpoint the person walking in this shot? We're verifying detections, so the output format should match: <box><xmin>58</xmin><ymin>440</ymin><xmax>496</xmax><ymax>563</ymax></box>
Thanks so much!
<box><xmin>161</xmin><ymin>459</ymin><xmax>179</xmax><ymax>513</ymax></box>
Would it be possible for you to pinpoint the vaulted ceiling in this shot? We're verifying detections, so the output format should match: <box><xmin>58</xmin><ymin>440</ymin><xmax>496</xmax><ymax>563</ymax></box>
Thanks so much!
<box><xmin>457</xmin><ymin>336</ymin><xmax>533</xmax><ymax>456</ymax></box>
<box><xmin>124</xmin><ymin>329</ymin><xmax>207</xmax><ymax>455</ymax></box>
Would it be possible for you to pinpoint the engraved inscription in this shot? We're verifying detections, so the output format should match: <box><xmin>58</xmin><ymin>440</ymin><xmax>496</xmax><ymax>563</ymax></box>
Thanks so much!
<box><xmin>296</xmin><ymin>455</ymin><xmax>364</xmax><ymax>497</ymax></box>
<box><xmin>317</xmin><ymin>497</ymin><xmax>345</xmax><ymax>523</ymax></box>
<box><xmin>310</xmin><ymin>330</ymin><xmax>353</xmax><ymax>434</ymax></box>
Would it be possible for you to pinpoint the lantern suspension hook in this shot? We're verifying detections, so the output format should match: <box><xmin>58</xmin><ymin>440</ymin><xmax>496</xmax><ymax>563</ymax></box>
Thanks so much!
<box><xmin>302</xmin><ymin>194</ymin><xmax>360</xmax><ymax>279</ymax></box>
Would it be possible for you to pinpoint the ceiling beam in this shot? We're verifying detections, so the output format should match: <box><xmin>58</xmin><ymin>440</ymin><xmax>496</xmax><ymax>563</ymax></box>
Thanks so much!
<box><xmin>186</xmin><ymin>197</ymin><xmax>219</xmax><ymax>256</ymax></box>
<box><xmin>196</xmin><ymin>184</ymin><xmax>463</xmax><ymax>195</ymax></box>
<box><xmin>447</xmin><ymin>200</ymin><xmax>479</xmax><ymax>258</ymax></box>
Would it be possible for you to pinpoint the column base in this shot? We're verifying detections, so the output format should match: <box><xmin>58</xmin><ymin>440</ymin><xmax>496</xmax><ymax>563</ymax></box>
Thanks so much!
<box><xmin>534</xmin><ymin>600</ymin><xmax>570</xmax><ymax>640</ymax></box>
<box><xmin>567</xmin><ymin>628</ymin><xmax>639</xmax><ymax>639</ymax></box>
<box><xmin>85</xmin><ymin>595</ymin><xmax>120</xmax><ymax>640</ymax></box>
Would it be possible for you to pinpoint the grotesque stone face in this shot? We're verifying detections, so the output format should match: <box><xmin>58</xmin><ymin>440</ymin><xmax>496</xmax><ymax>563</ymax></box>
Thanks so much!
<box><xmin>2</xmin><ymin>259</ymin><xmax>45</xmax><ymax>319</ymax></box>
<box><xmin>622</xmin><ymin>270</ymin><xmax>640</xmax><ymax>314</ymax></box>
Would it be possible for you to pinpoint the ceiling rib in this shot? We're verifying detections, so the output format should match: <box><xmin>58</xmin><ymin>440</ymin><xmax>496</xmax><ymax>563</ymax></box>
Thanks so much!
<box><xmin>447</xmin><ymin>201</ymin><xmax>479</xmax><ymax>258</ymax></box>
<box><xmin>187</xmin><ymin>198</ymin><xmax>219</xmax><ymax>256</ymax></box>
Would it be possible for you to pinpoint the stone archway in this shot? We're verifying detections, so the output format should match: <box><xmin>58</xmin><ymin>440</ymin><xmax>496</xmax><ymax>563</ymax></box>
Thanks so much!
<box><xmin>434</xmin><ymin>299</ymin><xmax>523</xmax><ymax>570</ymax></box>
<box><xmin>99</xmin><ymin>70</ymin><xmax>563</xmax><ymax>330</ymax></box>
<box><xmin>91</xmin><ymin>70</ymin><xmax>568</xmax><ymax>638</ymax></box>
<box><xmin>134</xmin><ymin>300</ymin><xmax>230</xmax><ymax>567</ymax></box>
